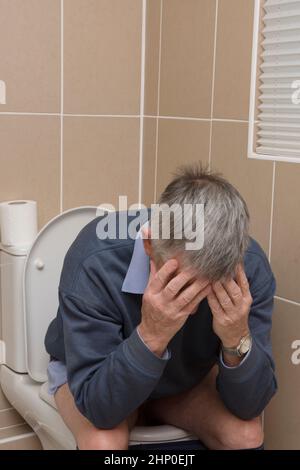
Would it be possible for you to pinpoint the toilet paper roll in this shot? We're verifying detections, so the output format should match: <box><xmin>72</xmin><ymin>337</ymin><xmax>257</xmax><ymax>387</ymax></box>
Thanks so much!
<box><xmin>0</xmin><ymin>200</ymin><xmax>38</xmax><ymax>247</ymax></box>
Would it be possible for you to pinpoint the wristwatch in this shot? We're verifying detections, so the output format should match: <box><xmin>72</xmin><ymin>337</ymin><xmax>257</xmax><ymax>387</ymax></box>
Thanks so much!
<box><xmin>222</xmin><ymin>333</ymin><xmax>252</xmax><ymax>358</ymax></box>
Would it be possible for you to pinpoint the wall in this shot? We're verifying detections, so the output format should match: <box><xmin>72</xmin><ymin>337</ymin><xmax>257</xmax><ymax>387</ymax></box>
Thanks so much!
<box><xmin>0</xmin><ymin>0</ymin><xmax>299</xmax><ymax>450</ymax></box>
<box><xmin>0</xmin><ymin>0</ymin><xmax>145</xmax><ymax>450</ymax></box>
<box><xmin>143</xmin><ymin>0</ymin><xmax>300</xmax><ymax>450</ymax></box>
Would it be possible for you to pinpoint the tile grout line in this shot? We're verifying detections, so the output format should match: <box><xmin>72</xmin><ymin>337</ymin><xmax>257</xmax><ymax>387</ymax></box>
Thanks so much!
<box><xmin>275</xmin><ymin>296</ymin><xmax>300</xmax><ymax>308</ymax></box>
<box><xmin>147</xmin><ymin>115</ymin><xmax>249</xmax><ymax>123</ymax></box>
<box><xmin>212</xmin><ymin>118</ymin><xmax>249</xmax><ymax>123</ymax></box>
<box><xmin>268</xmin><ymin>161</ymin><xmax>276</xmax><ymax>263</ymax></box>
<box><xmin>208</xmin><ymin>0</ymin><xmax>219</xmax><ymax>170</ymax></box>
<box><xmin>0</xmin><ymin>422</ymin><xmax>27</xmax><ymax>430</ymax></box>
<box><xmin>0</xmin><ymin>112</ymin><xmax>61</xmax><ymax>116</ymax></box>
<box><xmin>0</xmin><ymin>113</ymin><xmax>140</xmax><ymax>118</ymax></box>
<box><xmin>0</xmin><ymin>112</ymin><xmax>249</xmax><ymax>124</ymax></box>
<box><xmin>0</xmin><ymin>407</ymin><xmax>14</xmax><ymax>413</ymax></box>
<box><xmin>0</xmin><ymin>432</ymin><xmax>36</xmax><ymax>445</ymax></box>
<box><xmin>63</xmin><ymin>113</ymin><xmax>140</xmax><ymax>118</ymax></box>
<box><xmin>155</xmin><ymin>115</ymin><xmax>211</xmax><ymax>121</ymax></box>
<box><xmin>59</xmin><ymin>0</ymin><xmax>64</xmax><ymax>213</ymax></box>
<box><xmin>264</xmin><ymin>158</ymin><xmax>275</xmax><ymax>439</ymax></box>
<box><xmin>154</xmin><ymin>0</ymin><xmax>163</xmax><ymax>203</ymax></box>
<box><xmin>138</xmin><ymin>0</ymin><xmax>147</xmax><ymax>206</ymax></box>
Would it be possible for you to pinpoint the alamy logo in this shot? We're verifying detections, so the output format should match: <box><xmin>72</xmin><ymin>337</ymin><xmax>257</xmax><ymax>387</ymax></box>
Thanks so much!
<box><xmin>291</xmin><ymin>80</ymin><xmax>300</xmax><ymax>105</ymax></box>
<box><xmin>95</xmin><ymin>196</ymin><xmax>205</xmax><ymax>251</ymax></box>
<box><xmin>0</xmin><ymin>80</ymin><xmax>6</xmax><ymax>105</ymax></box>
<box><xmin>291</xmin><ymin>340</ymin><xmax>300</xmax><ymax>365</ymax></box>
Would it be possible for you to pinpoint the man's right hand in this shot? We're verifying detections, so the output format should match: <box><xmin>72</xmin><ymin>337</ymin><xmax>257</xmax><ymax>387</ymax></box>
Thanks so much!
<box><xmin>137</xmin><ymin>259</ymin><xmax>212</xmax><ymax>357</ymax></box>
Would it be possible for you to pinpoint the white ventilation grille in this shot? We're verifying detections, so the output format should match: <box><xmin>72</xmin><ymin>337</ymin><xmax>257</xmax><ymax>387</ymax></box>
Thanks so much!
<box><xmin>249</xmin><ymin>0</ymin><xmax>300</xmax><ymax>162</ymax></box>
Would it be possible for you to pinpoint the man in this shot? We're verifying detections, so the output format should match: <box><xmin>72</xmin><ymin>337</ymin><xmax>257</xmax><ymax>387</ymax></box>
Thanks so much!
<box><xmin>44</xmin><ymin>165</ymin><xmax>277</xmax><ymax>450</ymax></box>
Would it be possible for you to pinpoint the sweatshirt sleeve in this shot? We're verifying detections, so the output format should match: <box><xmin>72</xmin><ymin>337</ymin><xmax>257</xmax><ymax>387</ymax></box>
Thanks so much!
<box><xmin>60</xmin><ymin>291</ymin><xmax>170</xmax><ymax>429</ymax></box>
<box><xmin>216</xmin><ymin>270</ymin><xmax>278</xmax><ymax>420</ymax></box>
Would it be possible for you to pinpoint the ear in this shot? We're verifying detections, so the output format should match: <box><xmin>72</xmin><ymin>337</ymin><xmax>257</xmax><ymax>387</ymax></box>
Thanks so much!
<box><xmin>142</xmin><ymin>226</ymin><xmax>152</xmax><ymax>257</ymax></box>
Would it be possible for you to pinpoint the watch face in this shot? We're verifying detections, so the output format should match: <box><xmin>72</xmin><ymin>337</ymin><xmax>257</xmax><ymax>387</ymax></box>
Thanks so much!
<box><xmin>240</xmin><ymin>336</ymin><xmax>251</xmax><ymax>354</ymax></box>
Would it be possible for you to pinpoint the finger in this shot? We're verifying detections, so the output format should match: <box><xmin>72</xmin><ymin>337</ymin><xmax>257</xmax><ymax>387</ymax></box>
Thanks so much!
<box><xmin>212</xmin><ymin>281</ymin><xmax>233</xmax><ymax>312</ymax></box>
<box><xmin>222</xmin><ymin>278</ymin><xmax>243</xmax><ymax>306</ymax></box>
<box><xmin>181</xmin><ymin>284</ymin><xmax>212</xmax><ymax>316</ymax></box>
<box><xmin>163</xmin><ymin>268</ymin><xmax>196</xmax><ymax>300</ymax></box>
<box><xmin>207</xmin><ymin>292</ymin><xmax>226</xmax><ymax>320</ymax></box>
<box><xmin>149</xmin><ymin>258</ymin><xmax>178</xmax><ymax>293</ymax></box>
<box><xmin>149</xmin><ymin>259</ymin><xmax>157</xmax><ymax>280</ymax></box>
<box><xmin>164</xmin><ymin>270</ymin><xmax>195</xmax><ymax>298</ymax></box>
<box><xmin>174</xmin><ymin>278</ymin><xmax>210</xmax><ymax>308</ymax></box>
<box><xmin>236</xmin><ymin>263</ymin><xmax>250</xmax><ymax>297</ymax></box>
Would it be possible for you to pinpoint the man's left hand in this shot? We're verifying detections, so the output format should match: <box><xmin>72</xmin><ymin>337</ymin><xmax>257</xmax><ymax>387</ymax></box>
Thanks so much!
<box><xmin>207</xmin><ymin>264</ymin><xmax>253</xmax><ymax>349</ymax></box>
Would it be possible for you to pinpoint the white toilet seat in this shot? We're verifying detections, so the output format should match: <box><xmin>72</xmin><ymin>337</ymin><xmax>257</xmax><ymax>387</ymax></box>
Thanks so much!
<box><xmin>39</xmin><ymin>382</ymin><xmax>56</xmax><ymax>410</ymax></box>
<box><xmin>39</xmin><ymin>381</ymin><xmax>196</xmax><ymax>445</ymax></box>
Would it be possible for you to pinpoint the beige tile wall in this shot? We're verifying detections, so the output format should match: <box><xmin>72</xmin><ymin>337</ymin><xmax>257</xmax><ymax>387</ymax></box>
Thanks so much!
<box><xmin>0</xmin><ymin>0</ymin><xmax>145</xmax><ymax>450</ymax></box>
<box><xmin>0</xmin><ymin>0</ymin><xmax>299</xmax><ymax>450</ymax></box>
<box><xmin>264</xmin><ymin>299</ymin><xmax>300</xmax><ymax>450</ymax></box>
<box><xmin>64</xmin><ymin>0</ymin><xmax>142</xmax><ymax>115</ymax></box>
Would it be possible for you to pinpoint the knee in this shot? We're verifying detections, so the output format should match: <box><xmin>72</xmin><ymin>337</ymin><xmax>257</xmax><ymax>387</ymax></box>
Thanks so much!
<box><xmin>77</xmin><ymin>421</ymin><xmax>130</xmax><ymax>450</ymax></box>
<box><xmin>218</xmin><ymin>417</ymin><xmax>264</xmax><ymax>450</ymax></box>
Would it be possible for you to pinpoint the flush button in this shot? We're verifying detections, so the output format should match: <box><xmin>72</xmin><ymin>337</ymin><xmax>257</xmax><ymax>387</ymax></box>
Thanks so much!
<box><xmin>34</xmin><ymin>258</ymin><xmax>45</xmax><ymax>270</ymax></box>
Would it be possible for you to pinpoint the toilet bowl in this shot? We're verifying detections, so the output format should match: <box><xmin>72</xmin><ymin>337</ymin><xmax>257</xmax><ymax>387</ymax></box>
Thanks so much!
<box><xmin>0</xmin><ymin>206</ymin><xmax>196</xmax><ymax>449</ymax></box>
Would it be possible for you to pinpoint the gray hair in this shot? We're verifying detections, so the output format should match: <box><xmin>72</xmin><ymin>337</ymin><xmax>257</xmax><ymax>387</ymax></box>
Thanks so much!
<box><xmin>151</xmin><ymin>163</ymin><xmax>250</xmax><ymax>281</ymax></box>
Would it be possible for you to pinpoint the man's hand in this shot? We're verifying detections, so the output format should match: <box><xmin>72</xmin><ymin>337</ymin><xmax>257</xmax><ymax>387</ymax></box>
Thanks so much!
<box><xmin>207</xmin><ymin>264</ymin><xmax>253</xmax><ymax>364</ymax></box>
<box><xmin>138</xmin><ymin>259</ymin><xmax>211</xmax><ymax>357</ymax></box>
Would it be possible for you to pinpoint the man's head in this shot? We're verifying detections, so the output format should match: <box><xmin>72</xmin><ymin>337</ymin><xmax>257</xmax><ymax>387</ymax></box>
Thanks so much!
<box><xmin>143</xmin><ymin>163</ymin><xmax>250</xmax><ymax>282</ymax></box>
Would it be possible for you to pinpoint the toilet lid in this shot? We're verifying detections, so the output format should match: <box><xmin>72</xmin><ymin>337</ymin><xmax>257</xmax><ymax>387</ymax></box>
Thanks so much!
<box><xmin>24</xmin><ymin>206</ymin><xmax>98</xmax><ymax>382</ymax></box>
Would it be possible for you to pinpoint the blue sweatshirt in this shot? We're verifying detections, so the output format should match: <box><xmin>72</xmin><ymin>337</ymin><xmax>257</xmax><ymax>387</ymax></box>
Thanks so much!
<box><xmin>44</xmin><ymin>210</ymin><xmax>277</xmax><ymax>429</ymax></box>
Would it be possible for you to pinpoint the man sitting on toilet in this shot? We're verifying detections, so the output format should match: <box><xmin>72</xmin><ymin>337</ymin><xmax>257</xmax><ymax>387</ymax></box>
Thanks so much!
<box><xmin>44</xmin><ymin>164</ymin><xmax>277</xmax><ymax>450</ymax></box>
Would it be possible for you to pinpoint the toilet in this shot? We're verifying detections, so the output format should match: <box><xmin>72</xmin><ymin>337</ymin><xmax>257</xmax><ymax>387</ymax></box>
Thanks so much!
<box><xmin>0</xmin><ymin>206</ymin><xmax>196</xmax><ymax>449</ymax></box>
